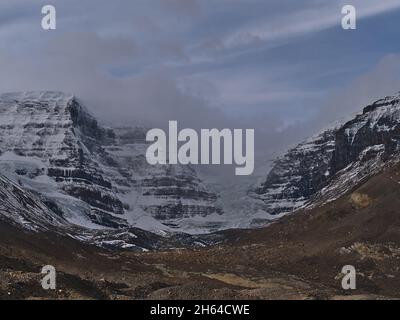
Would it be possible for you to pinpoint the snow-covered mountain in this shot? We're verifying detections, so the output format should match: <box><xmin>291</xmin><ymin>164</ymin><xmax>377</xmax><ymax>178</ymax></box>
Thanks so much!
<box><xmin>252</xmin><ymin>92</ymin><xmax>400</xmax><ymax>215</ymax></box>
<box><xmin>0</xmin><ymin>91</ymin><xmax>223</xmax><ymax>234</ymax></box>
<box><xmin>0</xmin><ymin>171</ymin><xmax>223</xmax><ymax>251</ymax></box>
<box><xmin>0</xmin><ymin>173</ymin><xmax>68</xmax><ymax>231</ymax></box>
<box><xmin>4</xmin><ymin>89</ymin><xmax>400</xmax><ymax>247</ymax></box>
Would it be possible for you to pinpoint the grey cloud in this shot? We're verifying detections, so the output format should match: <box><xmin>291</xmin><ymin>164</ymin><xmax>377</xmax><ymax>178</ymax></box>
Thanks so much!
<box><xmin>313</xmin><ymin>54</ymin><xmax>400</xmax><ymax>130</ymax></box>
<box><xmin>159</xmin><ymin>0</ymin><xmax>201</xmax><ymax>16</ymax></box>
<box><xmin>46</xmin><ymin>32</ymin><xmax>137</xmax><ymax>66</ymax></box>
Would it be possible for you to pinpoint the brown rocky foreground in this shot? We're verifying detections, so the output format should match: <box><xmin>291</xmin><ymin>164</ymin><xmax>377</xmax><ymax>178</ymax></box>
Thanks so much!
<box><xmin>2</xmin><ymin>163</ymin><xmax>400</xmax><ymax>300</ymax></box>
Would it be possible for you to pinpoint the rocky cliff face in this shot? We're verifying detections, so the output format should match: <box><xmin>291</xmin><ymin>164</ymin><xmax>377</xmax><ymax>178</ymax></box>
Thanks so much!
<box><xmin>0</xmin><ymin>174</ymin><xmax>68</xmax><ymax>232</ymax></box>
<box><xmin>0</xmin><ymin>171</ymin><xmax>222</xmax><ymax>251</ymax></box>
<box><xmin>0</xmin><ymin>91</ymin><xmax>222</xmax><ymax>232</ymax></box>
<box><xmin>104</xmin><ymin>127</ymin><xmax>221</xmax><ymax>222</ymax></box>
<box><xmin>252</xmin><ymin>92</ymin><xmax>400</xmax><ymax>215</ymax></box>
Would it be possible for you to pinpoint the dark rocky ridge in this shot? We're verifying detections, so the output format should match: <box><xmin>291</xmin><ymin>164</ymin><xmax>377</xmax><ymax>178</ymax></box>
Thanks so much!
<box><xmin>0</xmin><ymin>172</ymin><xmax>223</xmax><ymax>251</ymax></box>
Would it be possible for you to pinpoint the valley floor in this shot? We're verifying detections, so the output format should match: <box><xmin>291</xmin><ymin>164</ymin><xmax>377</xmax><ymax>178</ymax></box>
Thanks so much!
<box><xmin>2</xmin><ymin>163</ymin><xmax>400</xmax><ymax>300</ymax></box>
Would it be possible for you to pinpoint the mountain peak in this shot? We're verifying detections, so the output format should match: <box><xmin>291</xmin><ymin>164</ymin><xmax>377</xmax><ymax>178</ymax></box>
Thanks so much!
<box><xmin>0</xmin><ymin>91</ymin><xmax>100</xmax><ymax>137</ymax></box>
<box><xmin>0</xmin><ymin>90</ymin><xmax>81</xmax><ymax>122</ymax></box>
<box><xmin>363</xmin><ymin>93</ymin><xmax>400</xmax><ymax>114</ymax></box>
<box><xmin>0</xmin><ymin>91</ymin><xmax>75</xmax><ymax>102</ymax></box>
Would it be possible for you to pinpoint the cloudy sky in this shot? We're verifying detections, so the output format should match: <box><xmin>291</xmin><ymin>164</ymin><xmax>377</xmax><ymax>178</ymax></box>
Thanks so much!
<box><xmin>1</xmin><ymin>0</ymin><xmax>400</xmax><ymax>172</ymax></box>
